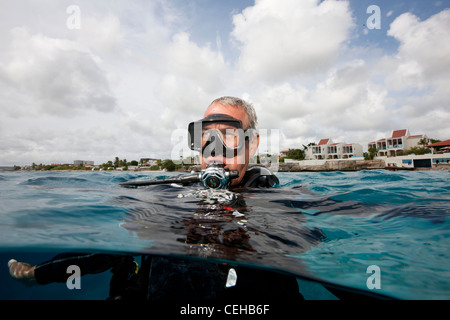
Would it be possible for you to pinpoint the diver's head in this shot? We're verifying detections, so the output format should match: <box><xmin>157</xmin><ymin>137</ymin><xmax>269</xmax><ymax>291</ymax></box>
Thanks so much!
<box><xmin>188</xmin><ymin>97</ymin><xmax>260</xmax><ymax>187</ymax></box>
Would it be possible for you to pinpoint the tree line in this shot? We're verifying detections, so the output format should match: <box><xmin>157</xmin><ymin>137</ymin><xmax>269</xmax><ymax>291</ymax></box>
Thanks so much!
<box><xmin>21</xmin><ymin>157</ymin><xmax>184</xmax><ymax>172</ymax></box>
<box><xmin>100</xmin><ymin>157</ymin><xmax>185</xmax><ymax>172</ymax></box>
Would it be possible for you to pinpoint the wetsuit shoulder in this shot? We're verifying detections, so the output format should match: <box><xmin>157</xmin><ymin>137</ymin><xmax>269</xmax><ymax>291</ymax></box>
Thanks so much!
<box><xmin>240</xmin><ymin>166</ymin><xmax>279</xmax><ymax>188</ymax></box>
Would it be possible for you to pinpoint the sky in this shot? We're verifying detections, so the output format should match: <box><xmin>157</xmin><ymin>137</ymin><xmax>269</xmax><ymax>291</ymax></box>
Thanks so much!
<box><xmin>1</xmin><ymin>0</ymin><xmax>449</xmax><ymax>166</ymax></box>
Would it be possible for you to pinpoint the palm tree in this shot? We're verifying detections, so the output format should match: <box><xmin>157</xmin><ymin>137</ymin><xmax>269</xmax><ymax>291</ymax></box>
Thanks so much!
<box><xmin>418</xmin><ymin>138</ymin><xmax>428</xmax><ymax>147</ymax></box>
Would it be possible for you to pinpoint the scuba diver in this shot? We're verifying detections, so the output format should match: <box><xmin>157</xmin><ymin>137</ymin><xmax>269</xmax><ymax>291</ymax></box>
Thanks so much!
<box><xmin>8</xmin><ymin>96</ymin><xmax>303</xmax><ymax>301</ymax></box>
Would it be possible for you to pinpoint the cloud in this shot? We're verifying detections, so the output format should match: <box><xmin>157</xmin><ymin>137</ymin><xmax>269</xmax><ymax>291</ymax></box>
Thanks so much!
<box><xmin>384</xmin><ymin>9</ymin><xmax>450</xmax><ymax>138</ymax></box>
<box><xmin>77</xmin><ymin>13</ymin><xmax>126</xmax><ymax>57</ymax></box>
<box><xmin>0</xmin><ymin>27</ymin><xmax>117</xmax><ymax>118</ymax></box>
<box><xmin>387</xmin><ymin>9</ymin><xmax>450</xmax><ymax>85</ymax></box>
<box><xmin>1</xmin><ymin>1</ymin><xmax>450</xmax><ymax>166</ymax></box>
<box><xmin>0</xmin><ymin>1</ymin><xmax>232</xmax><ymax>165</ymax></box>
<box><xmin>248</xmin><ymin>7</ymin><xmax>450</xmax><ymax>147</ymax></box>
<box><xmin>250</xmin><ymin>59</ymin><xmax>393</xmax><ymax>145</ymax></box>
<box><xmin>231</xmin><ymin>0</ymin><xmax>354</xmax><ymax>82</ymax></box>
<box><xmin>163</xmin><ymin>32</ymin><xmax>227</xmax><ymax>94</ymax></box>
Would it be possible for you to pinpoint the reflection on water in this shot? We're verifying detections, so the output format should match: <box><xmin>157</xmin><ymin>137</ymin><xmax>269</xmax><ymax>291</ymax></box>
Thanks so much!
<box><xmin>116</xmin><ymin>185</ymin><xmax>327</xmax><ymax>276</ymax></box>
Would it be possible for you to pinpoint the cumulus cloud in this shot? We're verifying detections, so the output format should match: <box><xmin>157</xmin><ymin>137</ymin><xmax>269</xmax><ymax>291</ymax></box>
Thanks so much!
<box><xmin>164</xmin><ymin>32</ymin><xmax>227</xmax><ymax>92</ymax></box>
<box><xmin>384</xmin><ymin>9</ymin><xmax>450</xmax><ymax>139</ymax></box>
<box><xmin>244</xmin><ymin>5</ymin><xmax>450</xmax><ymax>149</ymax></box>
<box><xmin>79</xmin><ymin>14</ymin><xmax>125</xmax><ymax>55</ymax></box>
<box><xmin>231</xmin><ymin>0</ymin><xmax>354</xmax><ymax>82</ymax></box>
<box><xmin>0</xmin><ymin>27</ymin><xmax>117</xmax><ymax>118</ymax></box>
<box><xmin>152</xmin><ymin>31</ymin><xmax>229</xmax><ymax>120</ymax></box>
<box><xmin>386</xmin><ymin>10</ymin><xmax>450</xmax><ymax>89</ymax></box>
<box><xmin>250</xmin><ymin>59</ymin><xmax>393</xmax><ymax>148</ymax></box>
<box><xmin>0</xmin><ymin>1</ymin><xmax>227</xmax><ymax>165</ymax></box>
<box><xmin>1</xmin><ymin>0</ymin><xmax>450</xmax><ymax>166</ymax></box>
<box><xmin>389</xmin><ymin>10</ymin><xmax>450</xmax><ymax>75</ymax></box>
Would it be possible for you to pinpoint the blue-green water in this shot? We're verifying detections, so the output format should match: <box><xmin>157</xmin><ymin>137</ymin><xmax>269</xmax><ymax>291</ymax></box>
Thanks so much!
<box><xmin>0</xmin><ymin>169</ymin><xmax>449</xmax><ymax>300</ymax></box>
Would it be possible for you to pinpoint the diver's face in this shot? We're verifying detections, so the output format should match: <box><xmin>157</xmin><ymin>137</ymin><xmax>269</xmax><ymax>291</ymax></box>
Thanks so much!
<box><xmin>200</xmin><ymin>103</ymin><xmax>259</xmax><ymax>187</ymax></box>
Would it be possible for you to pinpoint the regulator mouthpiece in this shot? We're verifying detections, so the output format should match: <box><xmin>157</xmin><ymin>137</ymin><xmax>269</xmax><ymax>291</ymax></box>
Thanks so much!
<box><xmin>201</xmin><ymin>162</ymin><xmax>239</xmax><ymax>189</ymax></box>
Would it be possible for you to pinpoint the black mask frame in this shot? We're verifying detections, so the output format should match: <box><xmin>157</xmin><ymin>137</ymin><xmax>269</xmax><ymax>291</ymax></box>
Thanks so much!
<box><xmin>188</xmin><ymin>114</ymin><xmax>254</xmax><ymax>158</ymax></box>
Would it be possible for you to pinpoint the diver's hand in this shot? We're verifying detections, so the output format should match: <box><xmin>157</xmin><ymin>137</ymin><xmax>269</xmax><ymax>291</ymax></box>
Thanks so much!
<box><xmin>8</xmin><ymin>259</ymin><xmax>37</xmax><ymax>283</ymax></box>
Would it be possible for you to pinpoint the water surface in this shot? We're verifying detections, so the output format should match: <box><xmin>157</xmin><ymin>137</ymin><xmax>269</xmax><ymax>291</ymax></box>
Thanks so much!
<box><xmin>0</xmin><ymin>169</ymin><xmax>448</xmax><ymax>299</ymax></box>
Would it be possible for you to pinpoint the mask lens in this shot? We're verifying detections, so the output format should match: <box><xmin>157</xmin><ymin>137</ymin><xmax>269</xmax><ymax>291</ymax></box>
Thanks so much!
<box><xmin>188</xmin><ymin>115</ymin><xmax>244</xmax><ymax>152</ymax></box>
<box><xmin>202</xmin><ymin>128</ymin><xmax>241</xmax><ymax>149</ymax></box>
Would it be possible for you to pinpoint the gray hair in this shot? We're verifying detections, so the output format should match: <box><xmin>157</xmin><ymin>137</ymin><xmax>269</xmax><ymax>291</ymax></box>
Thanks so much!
<box><xmin>210</xmin><ymin>96</ymin><xmax>258</xmax><ymax>129</ymax></box>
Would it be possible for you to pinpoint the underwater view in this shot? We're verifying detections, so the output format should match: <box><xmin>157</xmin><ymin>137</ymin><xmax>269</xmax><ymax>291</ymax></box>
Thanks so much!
<box><xmin>0</xmin><ymin>169</ymin><xmax>449</xmax><ymax>300</ymax></box>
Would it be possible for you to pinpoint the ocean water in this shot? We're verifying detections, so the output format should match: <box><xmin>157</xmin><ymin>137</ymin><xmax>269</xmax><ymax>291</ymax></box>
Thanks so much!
<box><xmin>0</xmin><ymin>169</ymin><xmax>449</xmax><ymax>300</ymax></box>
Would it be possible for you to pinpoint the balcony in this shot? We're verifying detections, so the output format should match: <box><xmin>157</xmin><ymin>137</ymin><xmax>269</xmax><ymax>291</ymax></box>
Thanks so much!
<box><xmin>343</xmin><ymin>148</ymin><xmax>354</xmax><ymax>154</ymax></box>
<box><xmin>388</xmin><ymin>144</ymin><xmax>403</xmax><ymax>149</ymax></box>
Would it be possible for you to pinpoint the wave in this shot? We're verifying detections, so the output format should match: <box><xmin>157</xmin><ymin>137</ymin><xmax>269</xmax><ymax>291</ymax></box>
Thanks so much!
<box><xmin>20</xmin><ymin>176</ymin><xmax>94</xmax><ymax>188</ymax></box>
<box><xmin>373</xmin><ymin>201</ymin><xmax>450</xmax><ymax>223</ymax></box>
<box><xmin>360</xmin><ymin>172</ymin><xmax>407</xmax><ymax>182</ymax></box>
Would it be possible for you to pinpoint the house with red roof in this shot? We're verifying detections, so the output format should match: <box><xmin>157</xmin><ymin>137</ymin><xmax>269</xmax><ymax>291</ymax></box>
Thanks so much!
<box><xmin>279</xmin><ymin>150</ymin><xmax>290</xmax><ymax>157</ymax></box>
<box><xmin>305</xmin><ymin>138</ymin><xmax>363</xmax><ymax>160</ymax></box>
<box><xmin>368</xmin><ymin>129</ymin><xmax>429</xmax><ymax>157</ymax></box>
<box><xmin>426</xmin><ymin>139</ymin><xmax>450</xmax><ymax>153</ymax></box>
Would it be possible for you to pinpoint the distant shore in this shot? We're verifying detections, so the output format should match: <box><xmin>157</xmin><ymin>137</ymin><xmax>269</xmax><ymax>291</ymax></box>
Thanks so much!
<box><xmin>274</xmin><ymin>160</ymin><xmax>449</xmax><ymax>172</ymax></box>
<box><xmin>2</xmin><ymin>160</ymin><xmax>448</xmax><ymax>172</ymax></box>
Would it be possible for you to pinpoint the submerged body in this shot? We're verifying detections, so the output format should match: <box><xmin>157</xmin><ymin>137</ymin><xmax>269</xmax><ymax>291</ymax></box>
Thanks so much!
<box><xmin>9</xmin><ymin>166</ymin><xmax>309</xmax><ymax>301</ymax></box>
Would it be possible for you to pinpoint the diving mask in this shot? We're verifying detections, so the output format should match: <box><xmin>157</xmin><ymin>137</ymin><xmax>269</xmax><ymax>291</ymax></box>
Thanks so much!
<box><xmin>188</xmin><ymin>114</ymin><xmax>255</xmax><ymax>158</ymax></box>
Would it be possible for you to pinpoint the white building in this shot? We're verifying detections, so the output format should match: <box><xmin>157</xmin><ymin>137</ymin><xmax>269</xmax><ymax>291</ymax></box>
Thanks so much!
<box><xmin>306</xmin><ymin>139</ymin><xmax>363</xmax><ymax>160</ymax></box>
<box><xmin>368</xmin><ymin>129</ymin><xmax>429</xmax><ymax>157</ymax></box>
<box><xmin>279</xmin><ymin>150</ymin><xmax>289</xmax><ymax>158</ymax></box>
<box><xmin>139</xmin><ymin>158</ymin><xmax>159</xmax><ymax>167</ymax></box>
<box><xmin>73</xmin><ymin>160</ymin><xmax>94</xmax><ymax>167</ymax></box>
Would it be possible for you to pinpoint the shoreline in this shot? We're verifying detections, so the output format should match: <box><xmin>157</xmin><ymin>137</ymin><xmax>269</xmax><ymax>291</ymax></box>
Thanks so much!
<box><xmin>2</xmin><ymin>164</ymin><xmax>448</xmax><ymax>173</ymax></box>
<box><xmin>2</xmin><ymin>159</ymin><xmax>449</xmax><ymax>172</ymax></box>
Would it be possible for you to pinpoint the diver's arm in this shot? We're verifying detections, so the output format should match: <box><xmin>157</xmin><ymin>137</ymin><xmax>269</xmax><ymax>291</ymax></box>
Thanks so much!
<box><xmin>9</xmin><ymin>253</ymin><xmax>126</xmax><ymax>285</ymax></box>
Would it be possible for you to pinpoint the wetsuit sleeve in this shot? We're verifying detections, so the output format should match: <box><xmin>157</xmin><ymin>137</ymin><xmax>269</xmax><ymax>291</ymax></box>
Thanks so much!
<box><xmin>34</xmin><ymin>253</ymin><xmax>125</xmax><ymax>285</ymax></box>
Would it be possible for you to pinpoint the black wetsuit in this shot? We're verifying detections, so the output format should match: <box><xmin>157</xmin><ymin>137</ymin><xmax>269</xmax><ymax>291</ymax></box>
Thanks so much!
<box><xmin>33</xmin><ymin>166</ymin><xmax>302</xmax><ymax>300</ymax></box>
<box><xmin>240</xmin><ymin>166</ymin><xmax>280</xmax><ymax>188</ymax></box>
